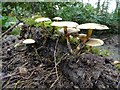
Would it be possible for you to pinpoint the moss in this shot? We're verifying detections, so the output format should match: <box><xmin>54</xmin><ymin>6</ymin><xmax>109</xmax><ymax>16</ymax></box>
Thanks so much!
<box><xmin>115</xmin><ymin>64</ymin><xmax>120</xmax><ymax>71</ymax></box>
<box><xmin>90</xmin><ymin>47</ymin><xmax>111</xmax><ymax>57</ymax></box>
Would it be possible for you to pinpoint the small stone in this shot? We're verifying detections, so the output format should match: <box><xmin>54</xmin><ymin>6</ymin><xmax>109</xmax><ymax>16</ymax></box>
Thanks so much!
<box><xmin>73</xmin><ymin>85</ymin><xmax>79</xmax><ymax>89</ymax></box>
<box><xmin>18</xmin><ymin>67</ymin><xmax>28</xmax><ymax>74</ymax></box>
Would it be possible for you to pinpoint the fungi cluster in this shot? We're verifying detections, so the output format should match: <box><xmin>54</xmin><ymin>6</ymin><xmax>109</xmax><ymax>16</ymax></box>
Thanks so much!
<box><xmin>23</xmin><ymin>16</ymin><xmax>109</xmax><ymax>54</ymax></box>
<box><xmin>51</xmin><ymin>21</ymin><xmax>109</xmax><ymax>54</ymax></box>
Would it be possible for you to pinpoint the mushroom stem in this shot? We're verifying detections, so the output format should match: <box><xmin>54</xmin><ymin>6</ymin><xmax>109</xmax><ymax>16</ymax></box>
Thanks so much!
<box><xmin>86</xmin><ymin>29</ymin><xmax>93</xmax><ymax>40</ymax></box>
<box><xmin>64</xmin><ymin>26</ymin><xmax>68</xmax><ymax>38</ymax></box>
<box><xmin>82</xmin><ymin>29</ymin><xmax>93</xmax><ymax>44</ymax></box>
<box><xmin>64</xmin><ymin>26</ymin><xmax>73</xmax><ymax>54</ymax></box>
<box><xmin>66</xmin><ymin>36</ymin><xmax>73</xmax><ymax>54</ymax></box>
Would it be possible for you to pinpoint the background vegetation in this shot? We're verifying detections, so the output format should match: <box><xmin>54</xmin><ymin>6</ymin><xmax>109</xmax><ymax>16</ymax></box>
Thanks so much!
<box><xmin>1</xmin><ymin>0</ymin><xmax>120</xmax><ymax>34</ymax></box>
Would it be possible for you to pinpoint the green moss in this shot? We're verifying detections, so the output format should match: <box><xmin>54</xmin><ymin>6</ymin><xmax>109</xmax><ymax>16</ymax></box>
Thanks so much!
<box><xmin>115</xmin><ymin>64</ymin><xmax>120</xmax><ymax>71</ymax></box>
<box><xmin>90</xmin><ymin>47</ymin><xmax>111</xmax><ymax>57</ymax></box>
<box><xmin>69</xmin><ymin>35</ymin><xmax>79</xmax><ymax>45</ymax></box>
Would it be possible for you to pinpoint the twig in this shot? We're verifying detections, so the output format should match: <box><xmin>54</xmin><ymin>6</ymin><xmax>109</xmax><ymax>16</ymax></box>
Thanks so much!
<box><xmin>54</xmin><ymin>38</ymin><xmax>59</xmax><ymax>78</ymax></box>
<box><xmin>34</xmin><ymin>48</ymin><xmax>41</xmax><ymax>63</ymax></box>
<box><xmin>2</xmin><ymin>76</ymin><xmax>14</xmax><ymax>88</ymax></box>
<box><xmin>1</xmin><ymin>21</ymin><xmax>21</xmax><ymax>38</ymax></box>
<box><xmin>56</xmin><ymin>53</ymin><xmax>68</xmax><ymax>66</ymax></box>
<box><xmin>1</xmin><ymin>73</ymin><xmax>17</xmax><ymax>79</ymax></box>
<box><xmin>50</xmin><ymin>74</ymin><xmax>61</xmax><ymax>88</ymax></box>
<box><xmin>21</xmin><ymin>62</ymin><xmax>29</xmax><ymax>67</ymax></box>
<box><xmin>66</xmin><ymin>37</ymin><xmax>73</xmax><ymax>54</ymax></box>
<box><xmin>43</xmin><ymin>72</ymin><xmax>56</xmax><ymax>83</ymax></box>
<box><xmin>14</xmin><ymin>80</ymin><xmax>21</xmax><ymax>90</ymax></box>
<box><xmin>75</xmin><ymin>42</ymin><xmax>86</xmax><ymax>54</ymax></box>
<box><xmin>43</xmin><ymin>53</ymin><xmax>68</xmax><ymax>82</ymax></box>
<box><xmin>25</xmin><ymin>70</ymin><xmax>35</xmax><ymax>80</ymax></box>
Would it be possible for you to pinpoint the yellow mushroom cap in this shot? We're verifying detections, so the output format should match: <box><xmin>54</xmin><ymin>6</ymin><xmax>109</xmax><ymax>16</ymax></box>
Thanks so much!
<box><xmin>86</xmin><ymin>38</ymin><xmax>104</xmax><ymax>46</ymax></box>
<box><xmin>23</xmin><ymin>39</ymin><xmax>35</xmax><ymax>44</ymax></box>
<box><xmin>59</xmin><ymin>28</ymin><xmax>80</xmax><ymax>34</ymax></box>
<box><xmin>35</xmin><ymin>17</ymin><xmax>51</xmax><ymax>22</ymax></box>
<box><xmin>51</xmin><ymin>21</ymin><xmax>79</xmax><ymax>28</ymax></box>
<box><xmin>53</xmin><ymin>17</ymin><xmax>62</xmax><ymax>20</ymax></box>
<box><xmin>77</xmin><ymin>23</ymin><xmax>109</xmax><ymax>30</ymax></box>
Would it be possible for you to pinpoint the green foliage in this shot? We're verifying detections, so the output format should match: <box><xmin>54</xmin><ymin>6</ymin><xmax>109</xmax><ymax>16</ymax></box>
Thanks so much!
<box><xmin>1</xmin><ymin>2</ymin><xmax>119</xmax><ymax>34</ymax></box>
<box><xmin>44</xmin><ymin>21</ymin><xmax>53</xmax><ymax>28</ymax></box>
<box><xmin>1</xmin><ymin>16</ymin><xmax>17</xmax><ymax>27</ymax></box>
<box><xmin>90</xmin><ymin>47</ymin><xmax>111</xmax><ymax>57</ymax></box>
<box><xmin>22</xmin><ymin>17</ymin><xmax>35</xmax><ymax>26</ymax></box>
<box><xmin>1</xmin><ymin>15</ymin><xmax>18</xmax><ymax>32</ymax></box>
<box><xmin>10</xmin><ymin>27</ymin><xmax>21</xmax><ymax>35</ymax></box>
<box><xmin>69</xmin><ymin>35</ymin><xmax>79</xmax><ymax>45</ymax></box>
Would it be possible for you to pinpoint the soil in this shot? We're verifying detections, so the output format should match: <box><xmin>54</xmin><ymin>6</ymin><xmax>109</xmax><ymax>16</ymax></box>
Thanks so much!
<box><xmin>0</xmin><ymin>25</ymin><xmax>119</xmax><ymax>89</ymax></box>
<box><xmin>93</xmin><ymin>34</ymin><xmax>119</xmax><ymax>61</ymax></box>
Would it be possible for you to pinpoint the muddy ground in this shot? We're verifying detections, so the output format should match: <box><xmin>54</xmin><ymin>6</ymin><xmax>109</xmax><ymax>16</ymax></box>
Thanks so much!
<box><xmin>0</xmin><ymin>26</ymin><xmax>119</xmax><ymax>89</ymax></box>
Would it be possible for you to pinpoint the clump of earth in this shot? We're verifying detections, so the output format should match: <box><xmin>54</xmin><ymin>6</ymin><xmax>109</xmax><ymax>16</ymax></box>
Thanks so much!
<box><xmin>0</xmin><ymin>25</ymin><xmax>119</xmax><ymax>89</ymax></box>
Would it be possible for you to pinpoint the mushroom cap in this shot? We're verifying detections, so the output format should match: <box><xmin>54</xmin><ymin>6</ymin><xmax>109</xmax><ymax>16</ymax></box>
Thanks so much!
<box><xmin>51</xmin><ymin>21</ymin><xmax>79</xmax><ymax>28</ymax></box>
<box><xmin>35</xmin><ymin>17</ymin><xmax>51</xmax><ymax>22</ymax></box>
<box><xmin>113</xmin><ymin>60</ymin><xmax>120</xmax><ymax>65</ymax></box>
<box><xmin>78</xmin><ymin>34</ymin><xmax>87</xmax><ymax>37</ymax></box>
<box><xmin>53</xmin><ymin>17</ymin><xmax>62</xmax><ymax>20</ymax></box>
<box><xmin>18</xmin><ymin>23</ymin><xmax>24</xmax><ymax>26</ymax></box>
<box><xmin>59</xmin><ymin>27</ymin><xmax>80</xmax><ymax>34</ymax></box>
<box><xmin>77</xmin><ymin>33</ymin><xmax>87</xmax><ymax>40</ymax></box>
<box><xmin>77</xmin><ymin>34</ymin><xmax>87</xmax><ymax>40</ymax></box>
<box><xmin>77</xmin><ymin>23</ymin><xmax>109</xmax><ymax>30</ymax></box>
<box><xmin>23</xmin><ymin>39</ymin><xmax>35</xmax><ymax>44</ymax></box>
<box><xmin>86</xmin><ymin>38</ymin><xmax>104</xmax><ymax>46</ymax></box>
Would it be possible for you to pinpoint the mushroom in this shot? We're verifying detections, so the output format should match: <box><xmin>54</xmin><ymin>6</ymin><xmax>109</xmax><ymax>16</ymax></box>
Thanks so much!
<box><xmin>52</xmin><ymin>17</ymin><xmax>62</xmax><ymax>34</ymax></box>
<box><xmin>76</xmin><ymin>34</ymin><xmax>87</xmax><ymax>42</ymax></box>
<box><xmin>85</xmin><ymin>38</ymin><xmax>104</xmax><ymax>47</ymax></box>
<box><xmin>77</xmin><ymin>23</ymin><xmax>109</xmax><ymax>42</ymax></box>
<box><xmin>23</xmin><ymin>39</ymin><xmax>35</xmax><ymax>51</ymax></box>
<box><xmin>75</xmin><ymin>34</ymin><xmax>87</xmax><ymax>51</ymax></box>
<box><xmin>35</xmin><ymin>17</ymin><xmax>51</xmax><ymax>28</ymax></box>
<box><xmin>23</xmin><ymin>39</ymin><xmax>35</xmax><ymax>44</ymax></box>
<box><xmin>53</xmin><ymin>17</ymin><xmax>62</xmax><ymax>22</ymax></box>
<box><xmin>113</xmin><ymin>60</ymin><xmax>120</xmax><ymax>65</ymax></box>
<box><xmin>59</xmin><ymin>27</ymin><xmax>80</xmax><ymax>35</ymax></box>
<box><xmin>51</xmin><ymin>21</ymin><xmax>79</xmax><ymax>53</ymax></box>
<box><xmin>85</xmin><ymin>38</ymin><xmax>104</xmax><ymax>52</ymax></box>
<box><xmin>75</xmin><ymin>38</ymin><xmax>104</xmax><ymax>53</ymax></box>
